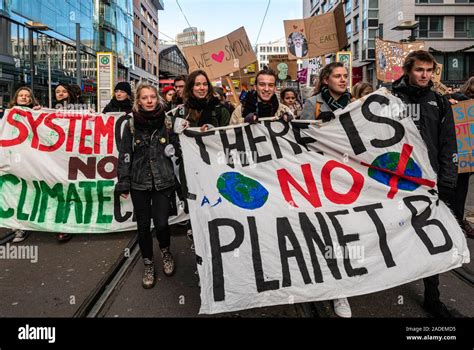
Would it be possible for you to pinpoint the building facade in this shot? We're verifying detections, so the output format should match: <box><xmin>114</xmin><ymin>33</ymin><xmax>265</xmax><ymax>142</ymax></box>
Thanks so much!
<box><xmin>256</xmin><ymin>38</ymin><xmax>304</xmax><ymax>71</ymax></box>
<box><xmin>176</xmin><ymin>27</ymin><xmax>205</xmax><ymax>50</ymax></box>
<box><xmin>303</xmin><ymin>0</ymin><xmax>474</xmax><ymax>87</ymax></box>
<box><xmin>158</xmin><ymin>44</ymin><xmax>188</xmax><ymax>87</ymax></box>
<box><xmin>0</xmin><ymin>0</ymin><xmax>134</xmax><ymax>108</ymax></box>
<box><xmin>130</xmin><ymin>0</ymin><xmax>164</xmax><ymax>86</ymax></box>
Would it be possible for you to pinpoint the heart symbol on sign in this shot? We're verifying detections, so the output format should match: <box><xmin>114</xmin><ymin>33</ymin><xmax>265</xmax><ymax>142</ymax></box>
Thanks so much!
<box><xmin>211</xmin><ymin>51</ymin><xmax>225</xmax><ymax>63</ymax></box>
<box><xmin>293</xmin><ymin>25</ymin><xmax>298</xmax><ymax>29</ymax></box>
<box><xmin>300</xmin><ymin>28</ymin><xmax>304</xmax><ymax>32</ymax></box>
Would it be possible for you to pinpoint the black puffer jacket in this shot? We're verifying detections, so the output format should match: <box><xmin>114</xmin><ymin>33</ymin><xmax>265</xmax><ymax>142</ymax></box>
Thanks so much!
<box><xmin>392</xmin><ymin>75</ymin><xmax>457</xmax><ymax>189</ymax></box>
<box><xmin>116</xmin><ymin>112</ymin><xmax>177</xmax><ymax>194</ymax></box>
<box><xmin>102</xmin><ymin>98</ymin><xmax>133</xmax><ymax>114</ymax></box>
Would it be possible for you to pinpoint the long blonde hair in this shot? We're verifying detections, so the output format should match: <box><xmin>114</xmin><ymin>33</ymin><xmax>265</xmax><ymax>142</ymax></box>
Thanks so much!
<box><xmin>9</xmin><ymin>87</ymin><xmax>37</xmax><ymax>108</ymax></box>
<box><xmin>133</xmin><ymin>83</ymin><xmax>162</xmax><ymax>112</ymax></box>
<box><xmin>352</xmin><ymin>82</ymin><xmax>374</xmax><ymax>99</ymax></box>
<box><xmin>460</xmin><ymin>76</ymin><xmax>474</xmax><ymax>98</ymax></box>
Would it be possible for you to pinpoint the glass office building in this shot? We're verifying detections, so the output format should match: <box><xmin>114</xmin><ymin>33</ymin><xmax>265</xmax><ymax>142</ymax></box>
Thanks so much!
<box><xmin>0</xmin><ymin>0</ymin><xmax>133</xmax><ymax>107</ymax></box>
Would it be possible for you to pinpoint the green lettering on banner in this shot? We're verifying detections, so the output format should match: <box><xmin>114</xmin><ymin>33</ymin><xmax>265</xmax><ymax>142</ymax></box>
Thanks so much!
<box><xmin>79</xmin><ymin>181</ymin><xmax>96</xmax><ymax>224</ymax></box>
<box><xmin>39</xmin><ymin>181</ymin><xmax>65</xmax><ymax>223</ymax></box>
<box><xmin>97</xmin><ymin>180</ymin><xmax>114</xmax><ymax>224</ymax></box>
<box><xmin>17</xmin><ymin>178</ymin><xmax>30</xmax><ymax>220</ymax></box>
<box><xmin>0</xmin><ymin>174</ymin><xmax>19</xmax><ymax>218</ymax></box>
<box><xmin>64</xmin><ymin>183</ymin><xmax>83</xmax><ymax>224</ymax></box>
<box><xmin>30</xmin><ymin>180</ymin><xmax>42</xmax><ymax>222</ymax></box>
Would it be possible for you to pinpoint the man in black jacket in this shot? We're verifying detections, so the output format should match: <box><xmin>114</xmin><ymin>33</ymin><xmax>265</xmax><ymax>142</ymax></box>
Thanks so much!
<box><xmin>392</xmin><ymin>50</ymin><xmax>458</xmax><ymax>318</ymax></box>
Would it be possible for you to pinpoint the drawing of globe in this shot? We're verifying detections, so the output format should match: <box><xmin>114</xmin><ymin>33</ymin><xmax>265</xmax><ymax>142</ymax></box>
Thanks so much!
<box><xmin>217</xmin><ymin>172</ymin><xmax>269</xmax><ymax>210</ymax></box>
<box><xmin>368</xmin><ymin>152</ymin><xmax>422</xmax><ymax>191</ymax></box>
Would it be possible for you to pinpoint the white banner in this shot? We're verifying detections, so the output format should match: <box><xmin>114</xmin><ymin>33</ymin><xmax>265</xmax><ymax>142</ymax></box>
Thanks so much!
<box><xmin>0</xmin><ymin>108</ymin><xmax>187</xmax><ymax>233</ymax></box>
<box><xmin>179</xmin><ymin>88</ymin><xmax>470</xmax><ymax>314</ymax></box>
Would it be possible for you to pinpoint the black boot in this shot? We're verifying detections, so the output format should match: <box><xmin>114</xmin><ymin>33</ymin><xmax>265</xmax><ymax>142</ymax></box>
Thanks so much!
<box><xmin>423</xmin><ymin>300</ymin><xmax>452</xmax><ymax>318</ymax></box>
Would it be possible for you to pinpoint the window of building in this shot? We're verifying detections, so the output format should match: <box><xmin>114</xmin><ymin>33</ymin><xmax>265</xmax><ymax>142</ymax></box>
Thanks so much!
<box><xmin>346</xmin><ymin>21</ymin><xmax>352</xmax><ymax>38</ymax></box>
<box><xmin>354</xmin><ymin>0</ymin><xmax>360</xmax><ymax>8</ymax></box>
<box><xmin>455</xmin><ymin>16</ymin><xmax>474</xmax><ymax>38</ymax></box>
<box><xmin>447</xmin><ymin>54</ymin><xmax>464</xmax><ymax>80</ymax></box>
<box><xmin>141</xmin><ymin>57</ymin><xmax>146</xmax><ymax>70</ymax></box>
<box><xmin>455</xmin><ymin>0</ymin><xmax>474</xmax><ymax>3</ymax></box>
<box><xmin>261</xmin><ymin>46</ymin><xmax>265</xmax><ymax>53</ymax></box>
<box><xmin>345</xmin><ymin>0</ymin><xmax>352</xmax><ymax>15</ymax></box>
<box><xmin>416</xmin><ymin>16</ymin><xmax>444</xmax><ymax>38</ymax></box>
<box><xmin>416</xmin><ymin>0</ymin><xmax>443</xmax><ymax>3</ymax></box>
<box><xmin>354</xmin><ymin>15</ymin><xmax>360</xmax><ymax>33</ymax></box>
<box><xmin>322</xmin><ymin>1</ymin><xmax>328</xmax><ymax>13</ymax></box>
<box><xmin>353</xmin><ymin>40</ymin><xmax>359</xmax><ymax>60</ymax></box>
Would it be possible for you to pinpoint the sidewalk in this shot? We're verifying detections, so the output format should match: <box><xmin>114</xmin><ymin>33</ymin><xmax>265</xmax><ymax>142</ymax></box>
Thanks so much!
<box><xmin>0</xmin><ymin>229</ymin><xmax>133</xmax><ymax>317</ymax></box>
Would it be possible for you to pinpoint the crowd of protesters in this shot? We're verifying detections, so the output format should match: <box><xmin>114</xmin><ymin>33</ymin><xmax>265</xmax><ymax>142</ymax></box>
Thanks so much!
<box><xmin>0</xmin><ymin>49</ymin><xmax>472</xmax><ymax>318</ymax></box>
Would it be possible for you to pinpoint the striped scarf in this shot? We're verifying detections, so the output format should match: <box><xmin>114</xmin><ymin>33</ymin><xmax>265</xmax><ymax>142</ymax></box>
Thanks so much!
<box><xmin>320</xmin><ymin>85</ymin><xmax>351</xmax><ymax>111</ymax></box>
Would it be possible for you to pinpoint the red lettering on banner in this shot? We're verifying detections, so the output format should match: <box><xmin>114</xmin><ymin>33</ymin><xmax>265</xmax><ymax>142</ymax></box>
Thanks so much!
<box><xmin>0</xmin><ymin>108</ymin><xmax>29</xmax><ymax>147</ymax></box>
<box><xmin>65</xmin><ymin>115</ymin><xmax>82</xmax><ymax>152</ymax></box>
<box><xmin>79</xmin><ymin>116</ymin><xmax>93</xmax><ymax>154</ymax></box>
<box><xmin>26</xmin><ymin>112</ymin><xmax>48</xmax><ymax>148</ymax></box>
<box><xmin>321</xmin><ymin>160</ymin><xmax>364</xmax><ymax>204</ymax></box>
<box><xmin>94</xmin><ymin>116</ymin><xmax>114</xmax><ymax>154</ymax></box>
<box><xmin>38</xmin><ymin>115</ymin><xmax>66</xmax><ymax>152</ymax></box>
<box><xmin>277</xmin><ymin>163</ymin><xmax>322</xmax><ymax>208</ymax></box>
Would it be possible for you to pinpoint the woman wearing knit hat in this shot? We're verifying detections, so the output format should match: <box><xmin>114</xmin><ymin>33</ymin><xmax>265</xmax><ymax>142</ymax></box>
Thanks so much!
<box><xmin>161</xmin><ymin>86</ymin><xmax>176</xmax><ymax>103</ymax></box>
<box><xmin>102</xmin><ymin>81</ymin><xmax>133</xmax><ymax>114</ymax></box>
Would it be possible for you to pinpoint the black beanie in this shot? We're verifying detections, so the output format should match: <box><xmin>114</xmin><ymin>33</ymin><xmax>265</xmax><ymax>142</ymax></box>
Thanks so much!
<box><xmin>114</xmin><ymin>82</ymin><xmax>132</xmax><ymax>97</ymax></box>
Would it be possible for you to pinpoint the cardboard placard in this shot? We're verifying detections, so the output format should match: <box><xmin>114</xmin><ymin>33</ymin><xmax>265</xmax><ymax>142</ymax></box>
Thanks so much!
<box><xmin>375</xmin><ymin>38</ymin><xmax>426</xmax><ymax>82</ymax></box>
<box><xmin>183</xmin><ymin>27</ymin><xmax>257</xmax><ymax>80</ymax></box>
<box><xmin>336</xmin><ymin>51</ymin><xmax>352</xmax><ymax>89</ymax></box>
<box><xmin>284</xmin><ymin>2</ymin><xmax>347</xmax><ymax>60</ymax></box>
<box><xmin>433</xmin><ymin>81</ymin><xmax>450</xmax><ymax>95</ymax></box>
<box><xmin>452</xmin><ymin>99</ymin><xmax>474</xmax><ymax>174</ymax></box>
<box><xmin>432</xmin><ymin>63</ymin><xmax>443</xmax><ymax>84</ymax></box>
<box><xmin>268</xmin><ymin>54</ymin><xmax>297</xmax><ymax>81</ymax></box>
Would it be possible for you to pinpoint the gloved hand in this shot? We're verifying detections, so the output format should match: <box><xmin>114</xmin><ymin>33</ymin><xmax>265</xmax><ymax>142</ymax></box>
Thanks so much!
<box><xmin>244</xmin><ymin>113</ymin><xmax>258</xmax><ymax>124</ymax></box>
<box><xmin>438</xmin><ymin>185</ymin><xmax>455</xmax><ymax>209</ymax></box>
<box><xmin>279</xmin><ymin>112</ymin><xmax>294</xmax><ymax>123</ymax></box>
<box><xmin>318</xmin><ymin>111</ymin><xmax>336</xmax><ymax>122</ymax></box>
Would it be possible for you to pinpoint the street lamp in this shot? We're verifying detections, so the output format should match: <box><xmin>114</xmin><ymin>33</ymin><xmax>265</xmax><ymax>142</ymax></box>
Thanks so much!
<box><xmin>25</xmin><ymin>21</ymin><xmax>49</xmax><ymax>96</ymax></box>
<box><xmin>392</xmin><ymin>20</ymin><xmax>419</xmax><ymax>42</ymax></box>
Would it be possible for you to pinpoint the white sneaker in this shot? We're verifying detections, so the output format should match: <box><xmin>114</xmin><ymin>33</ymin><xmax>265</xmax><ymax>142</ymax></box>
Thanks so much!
<box><xmin>333</xmin><ymin>298</ymin><xmax>352</xmax><ymax>318</ymax></box>
<box><xmin>186</xmin><ymin>229</ymin><xmax>193</xmax><ymax>242</ymax></box>
<box><xmin>12</xmin><ymin>229</ymin><xmax>29</xmax><ymax>243</ymax></box>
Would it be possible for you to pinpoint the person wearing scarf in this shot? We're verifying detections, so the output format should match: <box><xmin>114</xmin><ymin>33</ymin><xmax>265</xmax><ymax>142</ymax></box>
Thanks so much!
<box><xmin>171</xmin><ymin>70</ymin><xmax>231</xmax><ymax>248</ymax></box>
<box><xmin>230</xmin><ymin>69</ymin><xmax>292</xmax><ymax>125</ymax></box>
<box><xmin>299</xmin><ymin>62</ymin><xmax>354</xmax><ymax>318</ymax></box>
<box><xmin>177</xmin><ymin>70</ymin><xmax>230</xmax><ymax>128</ymax></box>
<box><xmin>53</xmin><ymin>82</ymin><xmax>76</xmax><ymax>109</ymax></box>
<box><xmin>102</xmin><ymin>82</ymin><xmax>133</xmax><ymax>114</ymax></box>
<box><xmin>6</xmin><ymin>87</ymin><xmax>42</xmax><ymax>244</ymax></box>
<box><xmin>300</xmin><ymin>62</ymin><xmax>353</xmax><ymax>122</ymax></box>
<box><xmin>116</xmin><ymin>83</ymin><xmax>178</xmax><ymax>289</ymax></box>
